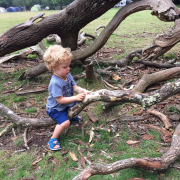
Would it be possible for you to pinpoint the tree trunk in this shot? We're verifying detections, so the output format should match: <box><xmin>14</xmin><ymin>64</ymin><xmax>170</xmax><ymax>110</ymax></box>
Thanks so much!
<box><xmin>60</xmin><ymin>2</ymin><xmax>63</xmax><ymax>10</ymax></box>
<box><xmin>0</xmin><ymin>0</ymin><xmax>121</xmax><ymax>57</ymax></box>
<box><xmin>17</xmin><ymin>0</ymin><xmax>180</xmax><ymax>80</ymax></box>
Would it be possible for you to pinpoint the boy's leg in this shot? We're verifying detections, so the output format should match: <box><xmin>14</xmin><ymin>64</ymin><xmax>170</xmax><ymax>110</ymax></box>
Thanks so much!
<box><xmin>50</xmin><ymin>120</ymin><xmax>70</xmax><ymax>149</ymax></box>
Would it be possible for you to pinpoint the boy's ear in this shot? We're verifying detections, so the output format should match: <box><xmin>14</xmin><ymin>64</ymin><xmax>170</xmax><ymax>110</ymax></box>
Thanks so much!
<box><xmin>51</xmin><ymin>65</ymin><xmax>55</xmax><ymax>71</ymax></box>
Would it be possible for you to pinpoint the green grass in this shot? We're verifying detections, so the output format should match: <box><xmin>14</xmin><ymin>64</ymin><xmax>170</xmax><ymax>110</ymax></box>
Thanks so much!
<box><xmin>0</xmin><ymin>7</ymin><xmax>180</xmax><ymax>180</ymax></box>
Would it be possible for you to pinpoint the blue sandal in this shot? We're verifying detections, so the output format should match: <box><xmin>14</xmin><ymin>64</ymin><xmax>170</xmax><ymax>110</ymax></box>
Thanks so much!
<box><xmin>48</xmin><ymin>138</ymin><xmax>61</xmax><ymax>151</ymax></box>
<box><xmin>70</xmin><ymin>115</ymin><xmax>82</xmax><ymax>123</ymax></box>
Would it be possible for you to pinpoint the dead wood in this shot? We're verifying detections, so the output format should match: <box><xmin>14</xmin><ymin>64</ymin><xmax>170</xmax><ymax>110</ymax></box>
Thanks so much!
<box><xmin>54</xmin><ymin>34</ymin><xmax>61</xmax><ymax>45</ymax></box>
<box><xmin>119</xmin><ymin>116</ymin><xmax>145</xmax><ymax>121</ymax></box>
<box><xmin>17</xmin><ymin>0</ymin><xmax>180</xmax><ymax>80</ymax></box>
<box><xmin>138</xmin><ymin>60</ymin><xmax>179</xmax><ymax>68</ymax></box>
<box><xmin>95</xmin><ymin>25</ymin><xmax>105</xmax><ymax>36</ymax></box>
<box><xmin>142</xmin><ymin>19</ymin><xmax>180</xmax><ymax>61</ymax></box>
<box><xmin>18</xmin><ymin>63</ymin><xmax>48</xmax><ymax>80</ymax></box>
<box><xmin>12</xmin><ymin>127</ymin><xmax>16</xmax><ymax>137</ymax></box>
<box><xmin>3</xmin><ymin>85</ymin><xmax>23</xmax><ymax>94</ymax></box>
<box><xmin>147</xmin><ymin>109</ymin><xmax>172</xmax><ymax>130</ymax></box>
<box><xmin>96</xmin><ymin>49</ymin><xmax>142</xmax><ymax>67</ymax></box>
<box><xmin>72</xmin><ymin>123</ymin><xmax>180</xmax><ymax>180</ymax></box>
<box><xmin>69</xmin><ymin>78</ymin><xmax>180</xmax><ymax>120</ymax></box>
<box><xmin>1</xmin><ymin>78</ymin><xmax>180</xmax><ymax>126</ymax></box>
<box><xmin>38</xmin><ymin>41</ymin><xmax>47</xmax><ymax>52</ymax></box>
<box><xmin>132</xmin><ymin>67</ymin><xmax>180</xmax><ymax>93</ymax></box>
<box><xmin>84</xmin><ymin>33</ymin><xmax>96</xmax><ymax>40</ymax></box>
<box><xmin>102</xmin><ymin>79</ymin><xmax>119</xmax><ymax>90</ymax></box>
<box><xmin>46</xmin><ymin>34</ymin><xmax>55</xmax><ymax>43</ymax></box>
<box><xmin>78</xmin><ymin>32</ymin><xmax>86</xmax><ymax>46</ymax></box>
<box><xmin>86</xmin><ymin>112</ymin><xmax>98</xmax><ymax>123</ymax></box>
<box><xmin>85</xmin><ymin>61</ymin><xmax>96</xmax><ymax>80</ymax></box>
<box><xmin>73</xmin><ymin>74</ymin><xmax>85</xmax><ymax>81</ymax></box>
<box><xmin>0</xmin><ymin>103</ymin><xmax>55</xmax><ymax>127</ymax></box>
<box><xmin>146</xmin><ymin>124</ymin><xmax>172</xmax><ymax>143</ymax></box>
<box><xmin>0</xmin><ymin>46</ymin><xmax>42</xmax><ymax>64</ymax></box>
<box><xmin>72</xmin><ymin>0</ymin><xmax>180</xmax><ymax>61</ymax></box>
<box><xmin>77</xmin><ymin>32</ymin><xmax>96</xmax><ymax>46</ymax></box>
<box><xmin>16</xmin><ymin>88</ymin><xmax>47</xmax><ymax>96</ymax></box>
<box><xmin>0</xmin><ymin>122</ymin><xmax>14</xmax><ymax>137</ymax></box>
<box><xmin>23</xmin><ymin>127</ymin><xmax>29</xmax><ymax>149</ymax></box>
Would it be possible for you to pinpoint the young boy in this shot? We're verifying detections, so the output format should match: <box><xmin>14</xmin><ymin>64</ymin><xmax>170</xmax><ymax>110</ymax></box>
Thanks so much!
<box><xmin>43</xmin><ymin>45</ymin><xmax>90</xmax><ymax>150</ymax></box>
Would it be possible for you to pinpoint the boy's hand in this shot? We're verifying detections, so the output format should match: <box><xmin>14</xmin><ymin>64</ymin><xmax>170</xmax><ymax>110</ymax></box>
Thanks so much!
<box><xmin>75</xmin><ymin>93</ymin><xmax>86</xmax><ymax>101</ymax></box>
<box><xmin>81</xmin><ymin>89</ymin><xmax>91</xmax><ymax>95</ymax></box>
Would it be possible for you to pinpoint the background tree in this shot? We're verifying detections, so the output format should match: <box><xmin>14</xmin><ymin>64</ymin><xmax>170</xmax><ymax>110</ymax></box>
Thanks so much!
<box><xmin>0</xmin><ymin>0</ymin><xmax>12</xmax><ymax>8</ymax></box>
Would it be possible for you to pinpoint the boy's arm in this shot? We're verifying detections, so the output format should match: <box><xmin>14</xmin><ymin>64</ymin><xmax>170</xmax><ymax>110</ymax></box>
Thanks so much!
<box><xmin>55</xmin><ymin>93</ymin><xmax>86</xmax><ymax>104</ymax></box>
<box><xmin>74</xmin><ymin>85</ymin><xmax>91</xmax><ymax>94</ymax></box>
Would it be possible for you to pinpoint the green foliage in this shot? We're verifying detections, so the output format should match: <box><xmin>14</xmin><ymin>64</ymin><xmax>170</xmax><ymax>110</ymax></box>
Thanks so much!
<box><xmin>168</xmin><ymin>105</ymin><xmax>179</xmax><ymax>113</ymax></box>
<box><xmin>27</xmin><ymin>54</ymin><xmax>38</xmax><ymax>58</ymax></box>
<box><xmin>13</xmin><ymin>96</ymin><xmax>25</xmax><ymax>103</ymax></box>
<box><xmin>25</xmin><ymin>107</ymin><xmax>37</xmax><ymax>113</ymax></box>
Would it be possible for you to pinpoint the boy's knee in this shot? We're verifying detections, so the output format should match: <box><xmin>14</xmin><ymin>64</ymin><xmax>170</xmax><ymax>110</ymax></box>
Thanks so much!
<box><xmin>63</xmin><ymin>120</ymin><xmax>70</xmax><ymax>128</ymax></box>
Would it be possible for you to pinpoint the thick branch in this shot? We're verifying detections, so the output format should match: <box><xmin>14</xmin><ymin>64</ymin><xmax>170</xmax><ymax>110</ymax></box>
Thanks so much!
<box><xmin>0</xmin><ymin>103</ymin><xmax>55</xmax><ymax>126</ymax></box>
<box><xmin>72</xmin><ymin>0</ymin><xmax>180</xmax><ymax>61</ymax></box>
<box><xmin>69</xmin><ymin>78</ymin><xmax>180</xmax><ymax>119</ymax></box>
<box><xmin>147</xmin><ymin>109</ymin><xmax>172</xmax><ymax>130</ymax></box>
<box><xmin>132</xmin><ymin>67</ymin><xmax>180</xmax><ymax>93</ymax></box>
<box><xmin>0</xmin><ymin>0</ymin><xmax>121</xmax><ymax>56</ymax></box>
<box><xmin>142</xmin><ymin>19</ymin><xmax>180</xmax><ymax>61</ymax></box>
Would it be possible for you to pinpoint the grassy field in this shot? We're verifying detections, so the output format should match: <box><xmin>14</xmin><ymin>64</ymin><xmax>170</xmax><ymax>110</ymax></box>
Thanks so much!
<box><xmin>0</xmin><ymin>7</ymin><xmax>180</xmax><ymax>180</ymax></box>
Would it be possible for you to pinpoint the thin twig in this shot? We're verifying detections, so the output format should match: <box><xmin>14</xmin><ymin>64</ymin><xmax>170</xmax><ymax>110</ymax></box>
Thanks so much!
<box><xmin>0</xmin><ymin>123</ymin><xmax>14</xmax><ymax>137</ymax></box>
<box><xmin>12</xmin><ymin>127</ymin><xmax>16</xmax><ymax>137</ymax></box>
<box><xmin>23</xmin><ymin>127</ymin><xmax>29</xmax><ymax>150</ymax></box>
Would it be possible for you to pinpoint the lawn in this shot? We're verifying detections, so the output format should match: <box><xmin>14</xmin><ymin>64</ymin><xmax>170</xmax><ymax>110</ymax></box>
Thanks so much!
<box><xmin>0</xmin><ymin>7</ymin><xmax>180</xmax><ymax>180</ymax></box>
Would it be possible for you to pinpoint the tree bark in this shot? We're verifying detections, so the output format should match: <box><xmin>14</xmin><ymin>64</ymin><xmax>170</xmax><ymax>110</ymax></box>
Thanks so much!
<box><xmin>0</xmin><ymin>0</ymin><xmax>121</xmax><ymax>57</ymax></box>
<box><xmin>132</xmin><ymin>67</ymin><xmax>180</xmax><ymax>93</ymax></box>
<box><xmin>142</xmin><ymin>19</ymin><xmax>180</xmax><ymax>61</ymax></box>
<box><xmin>18</xmin><ymin>0</ymin><xmax>180</xmax><ymax>80</ymax></box>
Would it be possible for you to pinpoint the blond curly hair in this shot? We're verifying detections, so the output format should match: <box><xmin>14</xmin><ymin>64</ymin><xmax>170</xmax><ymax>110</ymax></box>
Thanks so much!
<box><xmin>43</xmin><ymin>45</ymin><xmax>72</xmax><ymax>71</ymax></box>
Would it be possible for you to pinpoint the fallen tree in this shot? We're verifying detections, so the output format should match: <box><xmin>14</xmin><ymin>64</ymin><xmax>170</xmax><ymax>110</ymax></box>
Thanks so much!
<box><xmin>1</xmin><ymin>0</ymin><xmax>180</xmax><ymax>79</ymax></box>
<box><xmin>1</xmin><ymin>0</ymin><xmax>180</xmax><ymax>179</ymax></box>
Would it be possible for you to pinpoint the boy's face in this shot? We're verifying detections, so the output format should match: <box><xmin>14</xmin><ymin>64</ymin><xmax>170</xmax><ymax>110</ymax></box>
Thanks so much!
<box><xmin>53</xmin><ymin>62</ymin><xmax>70</xmax><ymax>78</ymax></box>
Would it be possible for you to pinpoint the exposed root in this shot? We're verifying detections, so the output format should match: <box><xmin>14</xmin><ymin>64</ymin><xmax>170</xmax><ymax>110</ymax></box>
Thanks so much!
<box><xmin>147</xmin><ymin>109</ymin><xmax>172</xmax><ymax>130</ymax></box>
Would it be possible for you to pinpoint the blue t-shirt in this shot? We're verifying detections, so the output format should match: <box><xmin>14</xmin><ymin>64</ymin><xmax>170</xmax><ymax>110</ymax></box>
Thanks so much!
<box><xmin>46</xmin><ymin>73</ymin><xmax>76</xmax><ymax>112</ymax></box>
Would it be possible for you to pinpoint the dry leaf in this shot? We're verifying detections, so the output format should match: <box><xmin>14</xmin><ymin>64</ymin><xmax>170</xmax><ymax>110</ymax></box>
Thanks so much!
<box><xmin>69</xmin><ymin>152</ymin><xmax>78</xmax><ymax>161</ymax></box>
<box><xmin>53</xmin><ymin>158</ymin><xmax>60</xmax><ymax>166</ymax></box>
<box><xmin>11</xmin><ymin>136</ymin><xmax>18</xmax><ymax>141</ymax></box>
<box><xmin>74</xmin><ymin>139</ymin><xmax>87</xmax><ymax>145</ymax></box>
<box><xmin>80</xmin><ymin>156</ymin><xmax>86</xmax><ymax>168</ymax></box>
<box><xmin>142</xmin><ymin>134</ymin><xmax>154</xmax><ymax>140</ymax></box>
<box><xmin>90</xmin><ymin>144</ymin><xmax>95</xmax><ymax>148</ymax></box>
<box><xmin>63</xmin><ymin>157</ymin><xmax>69</xmax><ymax>164</ymax></box>
<box><xmin>89</xmin><ymin>130</ymin><xmax>95</xmax><ymax>143</ymax></box>
<box><xmin>126</xmin><ymin>140</ymin><xmax>139</xmax><ymax>145</ymax></box>
<box><xmin>112</xmin><ymin>74</ymin><xmax>121</xmax><ymax>81</ymax></box>
<box><xmin>61</xmin><ymin>149</ymin><xmax>69</xmax><ymax>156</ymax></box>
